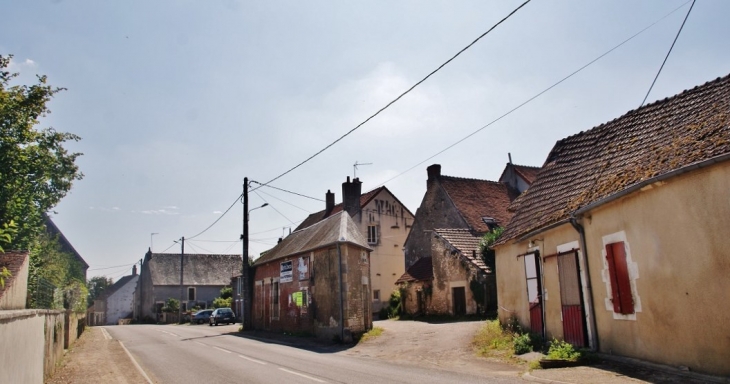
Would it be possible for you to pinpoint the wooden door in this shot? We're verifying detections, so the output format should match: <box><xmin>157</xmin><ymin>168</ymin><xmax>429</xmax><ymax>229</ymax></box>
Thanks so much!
<box><xmin>524</xmin><ymin>252</ymin><xmax>543</xmax><ymax>336</ymax></box>
<box><xmin>558</xmin><ymin>252</ymin><xmax>587</xmax><ymax>347</ymax></box>
<box><xmin>452</xmin><ymin>287</ymin><xmax>466</xmax><ymax>316</ymax></box>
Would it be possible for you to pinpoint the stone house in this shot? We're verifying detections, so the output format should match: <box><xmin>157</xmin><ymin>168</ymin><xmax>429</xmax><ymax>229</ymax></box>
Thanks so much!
<box><xmin>398</xmin><ymin>163</ymin><xmax>538</xmax><ymax>316</ymax></box>
<box><xmin>295</xmin><ymin>177</ymin><xmax>414</xmax><ymax>313</ymax></box>
<box><xmin>135</xmin><ymin>250</ymin><xmax>241</xmax><ymax>322</ymax></box>
<box><xmin>494</xmin><ymin>74</ymin><xmax>730</xmax><ymax>376</ymax></box>
<box><xmin>0</xmin><ymin>251</ymin><xmax>30</xmax><ymax>310</ymax></box>
<box><xmin>252</xmin><ymin>211</ymin><xmax>372</xmax><ymax>342</ymax></box>
<box><xmin>88</xmin><ymin>267</ymin><xmax>139</xmax><ymax>326</ymax></box>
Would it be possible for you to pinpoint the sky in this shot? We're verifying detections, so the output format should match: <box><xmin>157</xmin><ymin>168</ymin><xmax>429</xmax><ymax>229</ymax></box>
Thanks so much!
<box><xmin>2</xmin><ymin>0</ymin><xmax>729</xmax><ymax>281</ymax></box>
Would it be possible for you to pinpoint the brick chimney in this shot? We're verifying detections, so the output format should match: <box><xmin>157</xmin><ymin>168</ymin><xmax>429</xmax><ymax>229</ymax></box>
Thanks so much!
<box><xmin>427</xmin><ymin>164</ymin><xmax>441</xmax><ymax>185</ymax></box>
<box><xmin>132</xmin><ymin>264</ymin><xmax>137</xmax><ymax>276</ymax></box>
<box><xmin>342</xmin><ymin>176</ymin><xmax>362</xmax><ymax>218</ymax></box>
<box><xmin>325</xmin><ymin>190</ymin><xmax>335</xmax><ymax>214</ymax></box>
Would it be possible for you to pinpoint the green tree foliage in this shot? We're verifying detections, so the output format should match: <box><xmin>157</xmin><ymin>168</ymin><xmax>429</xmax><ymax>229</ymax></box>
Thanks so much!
<box><xmin>162</xmin><ymin>298</ymin><xmax>179</xmax><ymax>313</ymax></box>
<box><xmin>0</xmin><ymin>54</ymin><xmax>83</xmax><ymax>250</ymax></box>
<box><xmin>27</xmin><ymin>232</ymin><xmax>85</xmax><ymax>309</ymax></box>
<box><xmin>478</xmin><ymin>227</ymin><xmax>504</xmax><ymax>273</ymax></box>
<box><xmin>87</xmin><ymin>276</ymin><xmax>113</xmax><ymax>306</ymax></box>
<box><xmin>0</xmin><ymin>220</ymin><xmax>17</xmax><ymax>288</ymax></box>
<box><xmin>219</xmin><ymin>286</ymin><xmax>232</xmax><ymax>300</ymax></box>
<box><xmin>212</xmin><ymin>296</ymin><xmax>232</xmax><ymax>309</ymax></box>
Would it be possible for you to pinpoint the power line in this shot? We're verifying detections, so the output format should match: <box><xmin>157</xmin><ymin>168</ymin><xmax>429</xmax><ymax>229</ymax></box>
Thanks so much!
<box><xmin>187</xmin><ymin>239</ymin><xmax>240</xmax><ymax>243</ymax></box>
<box><xmin>257</xmin><ymin>189</ymin><xmax>313</xmax><ymax>213</ymax></box>
<box><xmin>185</xmin><ymin>193</ymin><xmax>243</xmax><ymax>240</ymax></box>
<box><xmin>88</xmin><ymin>262</ymin><xmax>137</xmax><ymax>271</ymax></box>
<box><xmin>221</xmin><ymin>240</ymin><xmax>241</xmax><ymax>254</ymax></box>
<box><xmin>640</xmin><ymin>0</ymin><xmax>696</xmax><ymax>107</ymax></box>
<box><xmin>160</xmin><ymin>242</ymin><xmax>177</xmax><ymax>253</ymax></box>
<box><xmin>250</xmin><ymin>0</ymin><xmax>532</xmax><ymax>192</ymax></box>
<box><xmin>251</xmin><ymin>181</ymin><xmax>324</xmax><ymax>202</ymax></box>
<box><xmin>254</xmin><ymin>190</ymin><xmax>294</xmax><ymax>224</ymax></box>
<box><xmin>376</xmin><ymin>1</ymin><xmax>690</xmax><ymax>188</ymax></box>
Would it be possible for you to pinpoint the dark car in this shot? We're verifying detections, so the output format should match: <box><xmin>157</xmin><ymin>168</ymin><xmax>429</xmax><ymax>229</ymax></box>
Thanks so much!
<box><xmin>192</xmin><ymin>309</ymin><xmax>213</xmax><ymax>324</ymax></box>
<box><xmin>209</xmin><ymin>308</ymin><xmax>235</xmax><ymax>326</ymax></box>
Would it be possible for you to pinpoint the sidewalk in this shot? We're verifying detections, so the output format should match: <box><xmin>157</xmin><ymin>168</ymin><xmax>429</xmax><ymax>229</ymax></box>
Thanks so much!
<box><xmin>523</xmin><ymin>356</ymin><xmax>728</xmax><ymax>384</ymax></box>
<box><xmin>47</xmin><ymin>327</ymin><xmax>151</xmax><ymax>384</ymax></box>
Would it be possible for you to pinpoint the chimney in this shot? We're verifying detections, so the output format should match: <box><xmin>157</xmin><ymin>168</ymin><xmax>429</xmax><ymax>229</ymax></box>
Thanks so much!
<box><xmin>325</xmin><ymin>190</ymin><xmax>335</xmax><ymax>214</ymax></box>
<box><xmin>342</xmin><ymin>176</ymin><xmax>362</xmax><ymax>218</ymax></box>
<box><xmin>427</xmin><ymin>164</ymin><xmax>441</xmax><ymax>185</ymax></box>
<box><xmin>132</xmin><ymin>264</ymin><xmax>137</xmax><ymax>276</ymax></box>
<box><xmin>278</xmin><ymin>237</ymin><xmax>283</xmax><ymax>244</ymax></box>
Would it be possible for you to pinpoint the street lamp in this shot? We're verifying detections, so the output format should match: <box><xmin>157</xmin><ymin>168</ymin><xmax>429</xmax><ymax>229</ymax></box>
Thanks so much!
<box><xmin>241</xmin><ymin>177</ymin><xmax>269</xmax><ymax>330</ymax></box>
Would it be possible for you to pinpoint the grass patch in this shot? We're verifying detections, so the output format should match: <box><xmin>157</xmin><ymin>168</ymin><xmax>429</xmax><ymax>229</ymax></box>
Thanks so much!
<box><xmin>358</xmin><ymin>327</ymin><xmax>384</xmax><ymax>343</ymax></box>
<box><xmin>472</xmin><ymin>320</ymin><xmax>515</xmax><ymax>358</ymax></box>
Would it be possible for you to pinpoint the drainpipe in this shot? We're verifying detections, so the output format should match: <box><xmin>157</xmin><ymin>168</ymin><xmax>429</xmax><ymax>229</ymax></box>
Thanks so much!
<box><xmin>337</xmin><ymin>243</ymin><xmax>345</xmax><ymax>342</ymax></box>
<box><xmin>569</xmin><ymin>214</ymin><xmax>599</xmax><ymax>351</ymax></box>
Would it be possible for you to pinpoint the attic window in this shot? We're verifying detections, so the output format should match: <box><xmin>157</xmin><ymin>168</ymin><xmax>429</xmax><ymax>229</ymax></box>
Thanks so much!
<box><xmin>367</xmin><ymin>225</ymin><xmax>379</xmax><ymax>245</ymax></box>
<box><xmin>482</xmin><ymin>217</ymin><xmax>498</xmax><ymax>231</ymax></box>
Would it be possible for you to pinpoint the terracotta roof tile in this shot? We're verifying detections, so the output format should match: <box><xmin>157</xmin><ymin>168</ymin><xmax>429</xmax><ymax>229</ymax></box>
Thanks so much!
<box><xmin>439</xmin><ymin>176</ymin><xmax>518</xmax><ymax>232</ymax></box>
<box><xmin>396</xmin><ymin>257</ymin><xmax>433</xmax><ymax>283</ymax></box>
<box><xmin>513</xmin><ymin>164</ymin><xmax>541</xmax><ymax>184</ymax></box>
<box><xmin>499</xmin><ymin>74</ymin><xmax>730</xmax><ymax>244</ymax></box>
<box><xmin>434</xmin><ymin>229</ymin><xmax>489</xmax><ymax>273</ymax></box>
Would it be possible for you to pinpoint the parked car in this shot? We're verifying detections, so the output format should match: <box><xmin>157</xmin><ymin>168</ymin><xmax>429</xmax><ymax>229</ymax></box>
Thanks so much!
<box><xmin>209</xmin><ymin>308</ymin><xmax>235</xmax><ymax>326</ymax></box>
<box><xmin>192</xmin><ymin>309</ymin><xmax>213</xmax><ymax>324</ymax></box>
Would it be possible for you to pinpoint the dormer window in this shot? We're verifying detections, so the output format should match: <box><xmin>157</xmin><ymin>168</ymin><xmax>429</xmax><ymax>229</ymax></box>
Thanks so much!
<box><xmin>482</xmin><ymin>217</ymin><xmax>499</xmax><ymax>231</ymax></box>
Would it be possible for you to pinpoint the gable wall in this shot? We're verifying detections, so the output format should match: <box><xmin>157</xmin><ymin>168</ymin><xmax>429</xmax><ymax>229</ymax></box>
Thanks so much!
<box><xmin>404</xmin><ymin>180</ymin><xmax>469</xmax><ymax>269</ymax></box>
<box><xmin>428</xmin><ymin>236</ymin><xmax>477</xmax><ymax>315</ymax></box>
<box><xmin>106</xmin><ymin>276</ymin><xmax>138</xmax><ymax>325</ymax></box>
<box><xmin>360</xmin><ymin>189</ymin><xmax>413</xmax><ymax>312</ymax></box>
<box><xmin>582</xmin><ymin>160</ymin><xmax>730</xmax><ymax>376</ymax></box>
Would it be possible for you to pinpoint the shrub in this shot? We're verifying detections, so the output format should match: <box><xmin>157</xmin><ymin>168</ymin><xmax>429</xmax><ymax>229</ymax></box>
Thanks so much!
<box><xmin>473</xmin><ymin>320</ymin><xmax>513</xmax><ymax>356</ymax></box>
<box><xmin>547</xmin><ymin>339</ymin><xmax>581</xmax><ymax>361</ymax></box>
<box><xmin>513</xmin><ymin>332</ymin><xmax>532</xmax><ymax>355</ymax></box>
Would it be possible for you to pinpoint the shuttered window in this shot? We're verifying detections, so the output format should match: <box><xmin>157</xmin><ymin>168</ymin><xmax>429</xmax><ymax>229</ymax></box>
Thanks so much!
<box><xmin>605</xmin><ymin>242</ymin><xmax>634</xmax><ymax>315</ymax></box>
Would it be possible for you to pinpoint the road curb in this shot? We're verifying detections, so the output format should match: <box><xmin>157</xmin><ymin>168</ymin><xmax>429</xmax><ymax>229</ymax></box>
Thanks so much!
<box><xmin>521</xmin><ymin>372</ymin><xmax>572</xmax><ymax>384</ymax></box>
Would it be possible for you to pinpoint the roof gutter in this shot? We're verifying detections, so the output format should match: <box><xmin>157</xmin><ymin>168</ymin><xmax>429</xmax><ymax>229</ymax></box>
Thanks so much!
<box><xmin>514</xmin><ymin>219</ymin><xmax>571</xmax><ymax>244</ymax></box>
<box><xmin>575</xmin><ymin>153</ymin><xmax>730</xmax><ymax>216</ymax></box>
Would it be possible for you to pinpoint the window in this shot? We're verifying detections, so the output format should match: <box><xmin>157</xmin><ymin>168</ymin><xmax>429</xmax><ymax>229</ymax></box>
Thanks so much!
<box><xmin>373</xmin><ymin>290</ymin><xmax>380</xmax><ymax>301</ymax></box>
<box><xmin>605</xmin><ymin>242</ymin><xmax>634</xmax><ymax>315</ymax></box>
<box><xmin>482</xmin><ymin>217</ymin><xmax>499</xmax><ymax>231</ymax></box>
<box><xmin>187</xmin><ymin>287</ymin><xmax>196</xmax><ymax>301</ymax></box>
<box><xmin>524</xmin><ymin>253</ymin><xmax>540</xmax><ymax>304</ymax></box>
<box><xmin>367</xmin><ymin>225</ymin><xmax>378</xmax><ymax>244</ymax></box>
<box><xmin>272</xmin><ymin>282</ymin><xmax>280</xmax><ymax>319</ymax></box>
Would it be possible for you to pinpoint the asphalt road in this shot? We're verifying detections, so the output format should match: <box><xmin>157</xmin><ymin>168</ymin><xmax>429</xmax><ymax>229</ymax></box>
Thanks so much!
<box><xmin>105</xmin><ymin>324</ymin><xmax>522</xmax><ymax>384</ymax></box>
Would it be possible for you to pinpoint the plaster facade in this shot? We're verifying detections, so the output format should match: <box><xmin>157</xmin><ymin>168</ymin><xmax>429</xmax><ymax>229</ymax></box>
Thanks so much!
<box><xmin>105</xmin><ymin>275</ymin><xmax>138</xmax><ymax>325</ymax></box>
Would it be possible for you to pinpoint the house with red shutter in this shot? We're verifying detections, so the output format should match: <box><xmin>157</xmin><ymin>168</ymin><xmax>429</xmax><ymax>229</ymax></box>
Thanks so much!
<box><xmin>493</xmin><ymin>74</ymin><xmax>730</xmax><ymax>376</ymax></box>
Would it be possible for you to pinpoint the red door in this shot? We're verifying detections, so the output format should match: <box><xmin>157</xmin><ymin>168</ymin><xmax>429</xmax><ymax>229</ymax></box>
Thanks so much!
<box><xmin>558</xmin><ymin>252</ymin><xmax>587</xmax><ymax>347</ymax></box>
<box><xmin>524</xmin><ymin>252</ymin><xmax>543</xmax><ymax>336</ymax></box>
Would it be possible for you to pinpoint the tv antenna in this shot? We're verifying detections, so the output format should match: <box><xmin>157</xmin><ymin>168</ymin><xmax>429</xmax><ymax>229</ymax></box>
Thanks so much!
<box><xmin>353</xmin><ymin>161</ymin><xmax>372</xmax><ymax>178</ymax></box>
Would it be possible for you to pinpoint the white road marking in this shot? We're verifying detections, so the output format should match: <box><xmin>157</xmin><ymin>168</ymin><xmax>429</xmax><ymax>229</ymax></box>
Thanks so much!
<box><xmin>214</xmin><ymin>346</ymin><xmax>232</xmax><ymax>354</ymax></box>
<box><xmin>119</xmin><ymin>341</ymin><xmax>154</xmax><ymax>384</ymax></box>
<box><xmin>194</xmin><ymin>341</ymin><xmax>205</xmax><ymax>346</ymax></box>
<box><xmin>238</xmin><ymin>355</ymin><xmax>266</xmax><ymax>365</ymax></box>
<box><xmin>278</xmin><ymin>368</ymin><xmax>327</xmax><ymax>383</ymax></box>
<box><xmin>100</xmin><ymin>328</ymin><xmax>112</xmax><ymax>340</ymax></box>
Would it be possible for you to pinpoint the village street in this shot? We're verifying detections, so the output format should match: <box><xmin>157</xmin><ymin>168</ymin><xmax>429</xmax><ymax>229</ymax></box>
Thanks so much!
<box><xmin>103</xmin><ymin>320</ymin><xmax>523</xmax><ymax>384</ymax></box>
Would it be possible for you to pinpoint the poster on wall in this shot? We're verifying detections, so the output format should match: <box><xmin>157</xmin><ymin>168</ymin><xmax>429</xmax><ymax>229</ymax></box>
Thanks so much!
<box><xmin>280</xmin><ymin>260</ymin><xmax>293</xmax><ymax>283</ymax></box>
<box><xmin>297</xmin><ymin>256</ymin><xmax>309</xmax><ymax>281</ymax></box>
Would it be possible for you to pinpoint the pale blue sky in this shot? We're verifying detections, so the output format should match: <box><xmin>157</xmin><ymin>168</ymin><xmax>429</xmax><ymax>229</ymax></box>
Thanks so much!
<box><xmin>3</xmin><ymin>0</ymin><xmax>728</xmax><ymax>280</ymax></box>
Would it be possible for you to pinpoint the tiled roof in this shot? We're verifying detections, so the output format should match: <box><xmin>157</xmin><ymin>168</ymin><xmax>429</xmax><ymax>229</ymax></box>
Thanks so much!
<box><xmin>0</xmin><ymin>251</ymin><xmax>28</xmax><ymax>295</ymax></box>
<box><xmin>254</xmin><ymin>211</ymin><xmax>371</xmax><ymax>266</ymax></box>
<box><xmin>147</xmin><ymin>253</ymin><xmax>241</xmax><ymax>285</ymax></box>
<box><xmin>396</xmin><ymin>257</ymin><xmax>433</xmax><ymax>283</ymax></box>
<box><xmin>434</xmin><ymin>229</ymin><xmax>489</xmax><ymax>273</ymax></box>
<box><xmin>439</xmin><ymin>176</ymin><xmax>519</xmax><ymax>232</ymax></box>
<box><xmin>295</xmin><ymin>187</ymin><xmax>385</xmax><ymax>231</ymax></box>
<box><xmin>499</xmin><ymin>74</ymin><xmax>730</xmax><ymax>244</ymax></box>
<box><xmin>513</xmin><ymin>165</ymin><xmax>541</xmax><ymax>184</ymax></box>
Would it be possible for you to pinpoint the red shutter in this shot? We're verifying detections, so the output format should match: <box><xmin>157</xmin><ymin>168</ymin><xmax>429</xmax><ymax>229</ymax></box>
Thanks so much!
<box><xmin>605</xmin><ymin>242</ymin><xmax>634</xmax><ymax>315</ymax></box>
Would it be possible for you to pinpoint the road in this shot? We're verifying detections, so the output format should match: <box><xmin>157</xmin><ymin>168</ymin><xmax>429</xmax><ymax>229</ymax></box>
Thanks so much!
<box><xmin>105</xmin><ymin>323</ymin><xmax>523</xmax><ymax>384</ymax></box>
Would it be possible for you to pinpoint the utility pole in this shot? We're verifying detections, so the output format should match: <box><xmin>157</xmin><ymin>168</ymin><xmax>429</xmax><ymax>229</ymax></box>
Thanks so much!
<box><xmin>179</xmin><ymin>236</ymin><xmax>185</xmax><ymax>323</ymax></box>
<box><xmin>241</xmin><ymin>178</ymin><xmax>251</xmax><ymax>330</ymax></box>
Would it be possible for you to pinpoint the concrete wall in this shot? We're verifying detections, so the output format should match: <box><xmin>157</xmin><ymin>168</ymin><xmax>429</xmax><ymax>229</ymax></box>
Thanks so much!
<box><xmin>0</xmin><ymin>309</ymin><xmax>65</xmax><ymax>384</ymax></box>
<box><xmin>404</xmin><ymin>179</ymin><xmax>468</xmax><ymax>269</ymax></box>
<box><xmin>580</xmin><ymin>162</ymin><xmax>730</xmax><ymax>376</ymax></box>
<box><xmin>0</xmin><ymin>254</ymin><xmax>29</xmax><ymax>310</ymax></box>
<box><xmin>360</xmin><ymin>189</ymin><xmax>413</xmax><ymax>313</ymax></box>
<box><xmin>64</xmin><ymin>310</ymin><xmax>85</xmax><ymax>348</ymax></box>
<box><xmin>106</xmin><ymin>276</ymin><xmax>138</xmax><ymax>325</ymax></box>
<box><xmin>253</xmin><ymin>244</ymin><xmax>372</xmax><ymax>341</ymax></box>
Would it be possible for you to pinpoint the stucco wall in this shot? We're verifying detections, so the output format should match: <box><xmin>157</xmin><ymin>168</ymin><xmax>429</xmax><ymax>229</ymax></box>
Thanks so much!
<box><xmin>430</xmin><ymin>236</ymin><xmax>477</xmax><ymax>315</ymax></box>
<box><xmin>494</xmin><ymin>223</ymin><xmax>581</xmax><ymax>341</ymax></box>
<box><xmin>404</xmin><ymin>180</ymin><xmax>468</xmax><ymax>269</ymax></box>
<box><xmin>581</xmin><ymin>162</ymin><xmax>730</xmax><ymax>376</ymax></box>
<box><xmin>106</xmin><ymin>276</ymin><xmax>138</xmax><ymax>325</ymax></box>
<box><xmin>0</xmin><ymin>255</ymin><xmax>29</xmax><ymax>310</ymax></box>
<box><xmin>361</xmin><ymin>190</ymin><xmax>413</xmax><ymax>312</ymax></box>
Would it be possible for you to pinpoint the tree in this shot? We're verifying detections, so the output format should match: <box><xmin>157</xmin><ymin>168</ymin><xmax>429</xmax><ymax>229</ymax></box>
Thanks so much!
<box><xmin>87</xmin><ymin>276</ymin><xmax>113</xmax><ymax>306</ymax></box>
<box><xmin>213</xmin><ymin>286</ymin><xmax>233</xmax><ymax>308</ymax></box>
<box><xmin>479</xmin><ymin>227</ymin><xmax>504</xmax><ymax>274</ymax></box>
<box><xmin>0</xmin><ymin>221</ymin><xmax>16</xmax><ymax>288</ymax></box>
<box><xmin>0</xmin><ymin>54</ymin><xmax>83</xmax><ymax>250</ymax></box>
<box><xmin>26</xmin><ymin>231</ymin><xmax>85</xmax><ymax>309</ymax></box>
